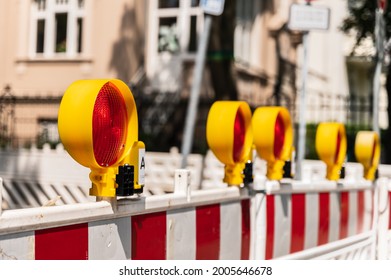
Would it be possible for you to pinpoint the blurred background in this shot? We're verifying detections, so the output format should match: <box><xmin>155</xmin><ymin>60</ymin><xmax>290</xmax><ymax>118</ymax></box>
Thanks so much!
<box><xmin>0</xmin><ymin>0</ymin><xmax>390</xmax><ymax>162</ymax></box>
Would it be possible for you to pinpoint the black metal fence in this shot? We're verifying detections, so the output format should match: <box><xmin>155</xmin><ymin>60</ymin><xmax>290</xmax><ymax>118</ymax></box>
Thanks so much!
<box><xmin>0</xmin><ymin>86</ymin><xmax>16</xmax><ymax>148</ymax></box>
<box><xmin>303</xmin><ymin>91</ymin><xmax>374</xmax><ymax>127</ymax></box>
<box><xmin>0</xmin><ymin>86</ymin><xmax>62</xmax><ymax>149</ymax></box>
<box><xmin>0</xmin><ymin>84</ymin><xmax>385</xmax><ymax>150</ymax></box>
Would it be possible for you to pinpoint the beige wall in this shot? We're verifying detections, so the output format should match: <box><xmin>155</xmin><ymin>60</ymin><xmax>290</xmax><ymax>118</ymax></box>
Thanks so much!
<box><xmin>0</xmin><ymin>0</ymin><xmax>146</xmax><ymax>147</ymax></box>
<box><xmin>1</xmin><ymin>0</ymin><xmax>299</xmax><ymax>148</ymax></box>
<box><xmin>14</xmin><ymin>103</ymin><xmax>60</xmax><ymax>146</ymax></box>
<box><xmin>5</xmin><ymin>0</ymin><xmax>146</xmax><ymax>93</ymax></box>
<box><xmin>235</xmin><ymin>0</ymin><xmax>298</xmax><ymax>108</ymax></box>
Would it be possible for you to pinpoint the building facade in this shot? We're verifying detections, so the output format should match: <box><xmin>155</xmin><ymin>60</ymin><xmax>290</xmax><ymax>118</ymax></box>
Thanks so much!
<box><xmin>0</xmin><ymin>0</ymin><xmax>147</xmax><ymax>148</ymax></box>
<box><xmin>0</xmin><ymin>0</ymin><xmax>300</xmax><ymax>150</ymax></box>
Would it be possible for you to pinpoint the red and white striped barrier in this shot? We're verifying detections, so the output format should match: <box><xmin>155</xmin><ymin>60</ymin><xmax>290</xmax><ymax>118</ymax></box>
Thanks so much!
<box><xmin>0</xmin><ymin>170</ymin><xmax>252</xmax><ymax>260</ymax></box>
<box><xmin>0</xmin><ymin>200</ymin><xmax>251</xmax><ymax>260</ymax></box>
<box><xmin>0</xmin><ymin>170</ymin><xmax>382</xmax><ymax>260</ymax></box>
<box><xmin>252</xmin><ymin>179</ymin><xmax>376</xmax><ymax>260</ymax></box>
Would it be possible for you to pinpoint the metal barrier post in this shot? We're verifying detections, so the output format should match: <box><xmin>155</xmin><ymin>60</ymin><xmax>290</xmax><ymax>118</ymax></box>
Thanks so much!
<box><xmin>174</xmin><ymin>169</ymin><xmax>191</xmax><ymax>202</ymax></box>
<box><xmin>376</xmin><ymin>178</ymin><xmax>390</xmax><ymax>259</ymax></box>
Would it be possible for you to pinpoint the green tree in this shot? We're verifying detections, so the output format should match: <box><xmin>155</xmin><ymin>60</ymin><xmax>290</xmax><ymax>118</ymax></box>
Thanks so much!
<box><xmin>340</xmin><ymin>1</ymin><xmax>377</xmax><ymax>55</ymax></box>
<box><xmin>341</xmin><ymin>0</ymin><xmax>391</xmax><ymax>163</ymax></box>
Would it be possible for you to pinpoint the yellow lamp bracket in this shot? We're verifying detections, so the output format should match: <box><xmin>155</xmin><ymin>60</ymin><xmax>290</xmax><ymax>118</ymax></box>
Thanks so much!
<box><xmin>88</xmin><ymin>168</ymin><xmax>114</xmax><ymax>197</ymax></box>
<box><xmin>315</xmin><ymin>122</ymin><xmax>347</xmax><ymax>181</ymax></box>
<box><xmin>355</xmin><ymin>131</ymin><xmax>380</xmax><ymax>181</ymax></box>
<box><xmin>90</xmin><ymin>141</ymin><xmax>145</xmax><ymax>197</ymax></box>
<box><xmin>206</xmin><ymin>101</ymin><xmax>253</xmax><ymax>186</ymax></box>
<box><xmin>223</xmin><ymin>163</ymin><xmax>245</xmax><ymax>185</ymax></box>
<box><xmin>252</xmin><ymin>106</ymin><xmax>293</xmax><ymax>180</ymax></box>
<box><xmin>58</xmin><ymin>79</ymin><xmax>145</xmax><ymax>198</ymax></box>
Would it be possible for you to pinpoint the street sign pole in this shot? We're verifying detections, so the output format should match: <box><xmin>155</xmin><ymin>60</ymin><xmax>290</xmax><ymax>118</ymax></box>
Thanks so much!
<box><xmin>373</xmin><ymin>8</ymin><xmax>385</xmax><ymax>137</ymax></box>
<box><xmin>181</xmin><ymin>15</ymin><xmax>212</xmax><ymax>168</ymax></box>
<box><xmin>296</xmin><ymin>30</ymin><xmax>309</xmax><ymax>180</ymax></box>
<box><xmin>288</xmin><ymin>1</ymin><xmax>329</xmax><ymax>180</ymax></box>
<box><xmin>181</xmin><ymin>0</ymin><xmax>225</xmax><ymax>168</ymax></box>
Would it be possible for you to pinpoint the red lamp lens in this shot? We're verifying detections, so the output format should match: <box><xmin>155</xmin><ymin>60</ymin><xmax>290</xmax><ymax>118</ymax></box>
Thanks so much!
<box><xmin>274</xmin><ymin>113</ymin><xmax>285</xmax><ymax>159</ymax></box>
<box><xmin>233</xmin><ymin>109</ymin><xmax>245</xmax><ymax>162</ymax></box>
<box><xmin>93</xmin><ymin>82</ymin><xmax>128</xmax><ymax>167</ymax></box>
<box><xmin>335</xmin><ymin>132</ymin><xmax>341</xmax><ymax>163</ymax></box>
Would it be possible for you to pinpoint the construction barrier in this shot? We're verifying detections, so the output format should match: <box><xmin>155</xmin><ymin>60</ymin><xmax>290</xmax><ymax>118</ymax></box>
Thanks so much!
<box><xmin>1</xmin><ymin>92</ymin><xmax>390</xmax><ymax>260</ymax></box>
<box><xmin>0</xmin><ymin>170</ymin><xmax>251</xmax><ymax>260</ymax></box>
<box><xmin>1</xmin><ymin>168</ymin><xmax>390</xmax><ymax>260</ymax></box>
<box><xmin>253</xmin><ymin>178</ymin><xmax>377</xmax><ymax>260</ymax></box>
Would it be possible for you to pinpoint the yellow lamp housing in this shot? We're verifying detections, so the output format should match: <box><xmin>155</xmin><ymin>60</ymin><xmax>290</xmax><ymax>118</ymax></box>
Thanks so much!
<box><xmin>354</xmin><ymin>131</ymin><xmax>380</xmax><ymax>181</ymax></box>
<box><xmin>252</xmin><ymin>106</ymin><xmax>293</xmax><ymax>180</ymax></box>
<box><xmin>58</xmin><ymin>79</ymin><xmax>145</xmax><ymax>197</ymax></box>
<box><xmin>315</xmin><ymin>122</ymin><xmax>347</xmax><ymax>181</ymax></box>
<box><xmin>206</xmin><ymin>101</ymin><xmax>253</xmax><ymax>186</ymax></box>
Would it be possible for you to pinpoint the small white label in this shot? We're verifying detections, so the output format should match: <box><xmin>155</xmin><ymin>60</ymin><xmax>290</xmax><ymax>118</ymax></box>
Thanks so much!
<box><xmin>139</xmin><ymin>148</ymin><xmax>145</xmax><ymax>185</ymax></box>
<box><xmin>288</xmin><ymin>4</ymin><xmax>330</xmax><ymax>31</ymax></box>
<box><xmin>201</xmin><ymin>0</ymin><xmax>225</xmax><ymax>16</ymax></box>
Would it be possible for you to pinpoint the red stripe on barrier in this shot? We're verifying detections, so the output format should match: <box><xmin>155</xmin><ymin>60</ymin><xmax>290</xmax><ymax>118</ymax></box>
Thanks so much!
<box><xmin>290</xmin><ymin>193</ymin><xmax>305</xmax><ymax>253</ymax></box>
<box><xmin>196</xmin><ymin>204</ymin><xmax>220</xmax><ymax>260</ymax></box>
<box><xmin>389</xmin><ymin>192</ymin><xmax>391</xmax><ymax>230</ymax></box>
<box><xmin>241</xmin><ymin>199</ymin><xmax>251</xmax><ymax>260</ymax></box>
<box><xmin>357</xmin><ymin>191</ymin><xmax>365</xmax><ymax>233</ymax></box>
<box><xmin>318</xmin><ymin>193</ymin><xmax>330</xmax><ymax>246</ymax></box>
<box><xmin>131</xmin><ymin>212</ymin><xmax>166</xmax><ymax>260</ymax></box>
<box><xmin>265</xmin><ymin>195</ymin><xmax>275</xmax><ymax>260</ymax></box>
<box><xmin>35</xmin><ymin>223</ymin><xmax>88</xmax><ymax>260</ymax></box>
<box><xmin>339</xmin><ymin>192</ymin><xmax>349</xmax><ymax>239</ymax></box>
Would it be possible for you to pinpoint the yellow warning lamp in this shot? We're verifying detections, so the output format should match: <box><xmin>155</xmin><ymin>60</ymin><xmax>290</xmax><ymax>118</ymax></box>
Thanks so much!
<box><xmin>315</xmin><ymin>122</ymin><xmax>347</xmax><ymax>181</ymax></box>
<box><xmin>354</xmin><ymin>131</ymin><xmax>380</xmax><ymax>181</ymax></box>
<box><xmin>206</xmin><ymin>101</ymin><xmax>253</xmax><ymax>186</ymax></box>
<box><xmin>252</xmin><ymin>107</ymin><xmax>293</xmax><ymax>180</ymax></box>
<box><xmin>58</xmin><ymin>79</ymin><xmax>145</xmax><ymax>197</ymax></box>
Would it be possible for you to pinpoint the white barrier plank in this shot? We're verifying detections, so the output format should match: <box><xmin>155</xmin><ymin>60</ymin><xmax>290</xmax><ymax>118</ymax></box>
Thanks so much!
<box><xmin>2</xmin><ymin>180</ymin><xmax>29</xmax><ymax>208</ymax></box>
<box><xmin>220</xmin><ymin>201</ymin><xmax>241</xmax><ymax>260</ymax></box>
<box><xmin>88</xmin><ymin>217</ymin><xmax>131</xmax><ymax>260</ymax></box>
<box><xmin>166</xmin><ymin>208</ymin><xmax>196</xmax><ymax>260</ymax></box>
<box><xmin>0</xmin><ymin>231</ymin><xmax>34</xmax><ymax>260</ymax></box>
<box><xmin>273</xmin><ymin>194</ymin><xmax>291</xmax><ymax>258</ymax></box>
<box><xmin>329</xmin><ymin>192</ymin><xmax>340</xmax><ymax>242</ymax></box>
<box><xmin>252</xmin><ymin>193</ymin><xmax>266</xmax><ymax>260</ymax></box>
<box><xmin>39</xmin><ymin>182</ymin><xmax>66</xmax><ymax>206</ymax></box>
<box><xmin>50</xmin><ymin>182</ymin><xmax>77</xmax><ymax>204</ymax></box>
<box><xmin>304</xmin><ymin>193</ymin><xmax>319</xmax><ymax>249</ymax></box>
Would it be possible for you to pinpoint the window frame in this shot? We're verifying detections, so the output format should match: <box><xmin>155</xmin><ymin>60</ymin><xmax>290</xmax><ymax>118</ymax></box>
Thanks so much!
<box><xmin>29</xmin><ymin>0</ymin><xmax>85</xmax><ymax>59</ymax></box>
<box><xmin>37</xmin><ymin>118</ymin><xmax>60</xmax><ymax>145</ymax></box>
<box><xmin>146</xmin><ymin>0</ymin><xmax>204</xmax><ymax>78</ymax></box>
<box><xmin>234</xmin><ymin>0</ymin><xmax>262</xmax><ymax>69</ymax></box>
<box><xmin>155</xmin><ymin>1</ymin><xmax>203</xmax><ymax>58</ymax></box>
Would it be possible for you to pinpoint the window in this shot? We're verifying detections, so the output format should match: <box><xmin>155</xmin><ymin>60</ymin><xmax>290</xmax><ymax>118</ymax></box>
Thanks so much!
<box><xmin>55</xmin><ymin>13</ymin><xmax>67</xmax><ymax>53</ymax></box>
<box><xmin>36</xmin><ymin>19</ymin><xmax>45</xmax><ymax>53</ymax></box>
<box><xmin>188</xmin><ymin>15</ymin><xmax>197</xmax><ymax>52</ymax></box>
<box><xmin>234</xmin><ymin>0</ymin><xmax>261</xmax><ymax>67</ymax></box>
<box><xmin>153</xmin><ymin>0</ymin><xmax>203</xmax><ymax>56</ymax></box>
<box><xmin>37</xmin><ymin>118</ymin><xmax>59</xmax><ymax>145</ymax></box>
<box><xmin>77</xmin><ymin>18</ymin><xmax>83</xmax><ymax>53</ymax></box>
<box><xmin>159</xmin><ymin>0</ymin><xmax>179</xmax><ymax>9</ymax></box>
<box><xmin>158</xmin><ymin>17</ymin><xmax>179</xmax><ymax>53</ymax></box>
<box><xmin>30</xmin><ymin>0</ymin><xmax>85</xmax><ymax>58</ymax></box>
<box><xmin>146</xmin><ymin>0</ymin><xmax>203</xmax><ymax>81</ymax></box>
